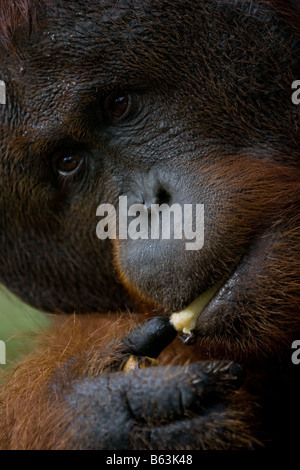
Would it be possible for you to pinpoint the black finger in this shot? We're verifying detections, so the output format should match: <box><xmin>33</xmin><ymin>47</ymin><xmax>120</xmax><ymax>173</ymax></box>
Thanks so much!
<box><xmin>125</xmin><ymin>361</ymin><xmax>245</xmax><ymax>421</ymax></box>
<box><xmin>122</xmin><ymin>316</ymin><xmax>177</xmax><ymax>358</ymax></box>
<box><xmin>67</xmin><ymin>360</ymin><xmax>244</xmax><ymax>450</ymax></box>
<box><xmin>133</xmin><ymin>410</ymin><xmax>228</xmax><ymax>450</ymax></box>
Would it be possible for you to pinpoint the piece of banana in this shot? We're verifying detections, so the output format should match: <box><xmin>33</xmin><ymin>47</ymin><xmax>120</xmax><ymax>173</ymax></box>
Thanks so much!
<box><xmin>170</xmin><ymin>281</ymin><xmax>223</xmax><ymax>334</ymax></box>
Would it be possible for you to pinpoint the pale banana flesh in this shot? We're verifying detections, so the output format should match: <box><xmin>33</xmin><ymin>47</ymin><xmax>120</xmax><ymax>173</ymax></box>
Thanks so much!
<box><xmin>170</xmin><ymin>280</ymin><xmax>223</xmax><ymax>334</ymax></box>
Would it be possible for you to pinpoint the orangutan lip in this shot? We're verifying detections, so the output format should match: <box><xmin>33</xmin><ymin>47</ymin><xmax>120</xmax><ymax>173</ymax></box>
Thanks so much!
<box><xmin>170</xmin><ymin>279</ymin><xmax>225</xmax><ymax>335</ymax></box>
<box><xmin>169</xmin><ymin>255</ymin><xmax>242</xmax><ymax>336</ymax></box>
<box><xmin>170</xmin><ymin>255</ymin><xmax>242</xmax><ymax>335</ymax></box>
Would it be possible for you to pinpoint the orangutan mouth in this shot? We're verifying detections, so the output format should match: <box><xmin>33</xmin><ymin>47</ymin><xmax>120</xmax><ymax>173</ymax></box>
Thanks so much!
<box><xmin>170</xmin><ymin>279</ymin><xmax>225</xmax><ymax>335</ymax></box>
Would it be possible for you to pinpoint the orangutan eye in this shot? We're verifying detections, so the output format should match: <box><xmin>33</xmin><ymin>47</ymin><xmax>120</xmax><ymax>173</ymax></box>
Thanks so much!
<box><xmin>53</xmin><ymin>153</ymin><xmax>84</xmax><ymax>176</ymax></box>
<box><xmin>103</xmin><ymin>92</ymin><xmax>132</xmax><ymax>123</ymax></box>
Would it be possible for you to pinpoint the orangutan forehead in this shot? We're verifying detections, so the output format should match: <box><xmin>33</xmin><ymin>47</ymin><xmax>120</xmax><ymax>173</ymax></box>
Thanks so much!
<box><xmin>1</xmin><ymin>0</ymin><xmax>299</xmax><ymax>50</ymax></box>
<box><xmin>1</xmin><ymin>0</ymin><xmax>299</xmax><ymax>119</ymax></box>
<box><xmin>1</xmin><ymin>0</ymin><xmax>299</xmax><ymax>104</ymax></box>
<box><xmin>2</xmin><ymin>0</ymin><xmax>298</xmax><ymax>60</ymax></box>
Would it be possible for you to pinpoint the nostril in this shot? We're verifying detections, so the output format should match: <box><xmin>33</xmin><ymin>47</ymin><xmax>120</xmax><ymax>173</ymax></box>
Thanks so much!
<box><xmin>155</xmin><ymin>187</ymin><xmax>172</xmax><ymax>206</ymax></box>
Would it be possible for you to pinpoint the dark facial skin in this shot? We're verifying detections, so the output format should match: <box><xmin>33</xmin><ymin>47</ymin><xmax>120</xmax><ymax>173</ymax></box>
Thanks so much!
<box><xmin>0</xmin><ymin>0</ymin><xmax>299</xmax><ymax>450</ymax></box>
<box><xmin>1</xmin><ymin>0</ymin><xmax>299</xmax><ymax>352</ymax></box>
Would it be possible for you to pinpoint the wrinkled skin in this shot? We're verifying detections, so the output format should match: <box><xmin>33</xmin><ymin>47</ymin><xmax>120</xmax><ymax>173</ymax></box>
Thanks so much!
<box><xmin>0</xmin><ymin>0</ymin><xmax>299</xmax><ymax>449</ymax></box>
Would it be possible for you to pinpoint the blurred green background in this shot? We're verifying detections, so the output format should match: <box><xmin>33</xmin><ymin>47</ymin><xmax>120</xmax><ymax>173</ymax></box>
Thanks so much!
<box><xmin>0</xmin><ymin>286</ymin><xmax>50</xmax><ymax>368</ymax></box>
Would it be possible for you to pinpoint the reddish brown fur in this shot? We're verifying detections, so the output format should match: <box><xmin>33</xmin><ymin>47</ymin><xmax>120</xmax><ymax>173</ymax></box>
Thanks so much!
<box><xmin>0</xmin><ymin>314</ymin><xmax>259</xmax><ymax>450</ymax></box>
<box><xmin>0</xmin><ymin>0</ymin><xmax>299</xmax><ymax>450</ymax></box>
<box><xmin>0</xmin><ymin>0</ymin><xmax>41</xmax><ymax>45</ymax></box>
